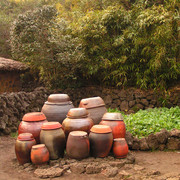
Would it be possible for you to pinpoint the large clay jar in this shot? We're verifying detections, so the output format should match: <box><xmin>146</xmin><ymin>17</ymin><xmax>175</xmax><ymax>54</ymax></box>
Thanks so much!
<box><xmin>31</xmin><ymin>144</ymin><xmax>49</xmax><ymax>165</ymax></box>
<box><xmin>66</xmin><ymin>131</ymin><xmax>90</xmax><ymax>159</ymax></box>
<box><xmin>79</xmin><ymin>97</ymin><xmax>107</xmax><ymax>124</ymax></box>
<box><xmin>113</xmin><ymin>138</ymin><xmax>128</xmax><ymax>158</ymax></box>
<box><xmin>15</xmin><ymin>133</ymin><xmax>36</xmax><ymax>165</ymax></box>
<box><xmin>18</xmin><ymin>112</ymin><xmax>48</xmax><ymax>143</ymax></box>
<box><xmin>89</xmin><ymin>125</ymin><xmax>113</xmax><ymax>157</ymax></box>
<box><xmin>40</xmin><ymin>122</ymin><xmax>65</xmax><ymax>160</ymax></box>
<box><xmin>41</xmin><ymin>94</ymin><xmax>74</xmax><ymax>123</ymax></box>
<box><xmin>62</xmin><ymin>108</ymin><xmax>94</xmax><ymax>138</ymax></box>
<box><xmin>99</xmin><ymin>113</ymin><xmax>126</xmax><ymax>139</ymax></box>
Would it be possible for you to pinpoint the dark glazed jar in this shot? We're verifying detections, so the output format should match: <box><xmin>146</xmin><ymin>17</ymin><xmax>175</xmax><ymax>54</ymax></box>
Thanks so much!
<box><xmin>66</xmin><ymin>131</ymin><xmax>90</xmax><ymax>159</ymax></box>
<box><xmin>18</xmin><ymin>112</ymin><xmax>48</xmax><ymax>143</ymax></box>
<box><xmin>41</xmin><ymin>94</ymin><xmax>74</xmax><ymax>123</ymax></box>
<box><xmin>62</xmin><ymin>108</ymin><xmax>94</xmax><ymax>138</ymax></box>
<box><xmin>99</xmin><ymin>113</ymin><xmax>126</xmax><ymax>138</ymax></box>
<box><xmin>89</xmin><ymin>125</ymin><xmax>113</xmax><ymax>157</ymax></box>
<box><xmin>113</xmin><ymin>138</ymin><xmax>128</xmax><ymax>158</ymax></box>
<box><xmin>79</xmin><ymin>97</ymin><xmax>107</xmax><ymax>124</ymax></box>
<box><xmin>15</xmin><ymin>133</ymin><xmax>36</xmax><ymax>165</ymax></box>
<box><xmin>40</xmin><ymin>122</ymin><xmax>65</xmax><ymax>160</ymax></box>
<box><xmin>31</xmin><ymin>144</ymin><xmax>49</xmax><ymax>165</ymax></box>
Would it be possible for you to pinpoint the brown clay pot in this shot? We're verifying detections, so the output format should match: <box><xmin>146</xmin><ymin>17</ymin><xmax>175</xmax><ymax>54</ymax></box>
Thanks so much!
<box><xmin>15</xmin><ymin>133</ymin><xmax>36</xmax><ymax>165</ymax></box>
<box><xmin>41</xmin><ymin>94</ymin><xmax>74</xmax><ymax>123</ymax></box>
<box><xmin>99</xmin><ymin>113</ymin><xmax>126</xmax><ymax>139</ymax></box>
<box><xmin>79</xmin><ymin>97</ymin><xmax>107</xmax><ymax>124</ymax></box>
<box><xmin>66</xmin><ymin>131</ymin><xmax>90</xmax><ymax>159</ymax></box>
<box><xmin>40</xmin><ymin>122</ymin><xmax>66</xmax><ymax>160</ymax></box>
<box><xmin>113</xmin><ymin>138</ymin><xmax>128</xmax><ymax>158</ymax></box>
<box><xmin>18</xmin><ymin>112</ymin><xmax>48</xmax><ymax>143</ymax></box>
<box><xmin>89</xmin><ymin>125</ymin><xmax>113</xmax><ymax>157</ymax></box>
<box><xmin>31</xmin><ymin>144</ymin><xmax>49</xmax><ymax>165</ymax></box>
<box><xmin>62</xmin><ymin>108</ymin><xmax>94</xmax><ymax>138</ymax></box>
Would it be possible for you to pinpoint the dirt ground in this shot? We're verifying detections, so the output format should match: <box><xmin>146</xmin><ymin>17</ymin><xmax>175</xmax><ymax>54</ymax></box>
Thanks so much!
<box><xmin>0</xmin><ymin>136</ymin><xmax>180</xmax><ymax>180</ymax></box>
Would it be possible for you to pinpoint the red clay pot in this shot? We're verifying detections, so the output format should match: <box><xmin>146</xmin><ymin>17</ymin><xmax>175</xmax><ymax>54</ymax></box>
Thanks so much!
<box><xmin>18</xmin><ymin>112</ymin><xmax>48</xmax><ymax>143</ymax></box>
<box><xmin>40</xmin><ymin>122</ymin><xmax>65</xmax><ymax>160</ymax></box>
<box><xmin>41</xmin><ymin>94</ymin><xmax>74</xmax><ymax>123</ymax></box>
<box><xmin>62</xmin><ymin>108</ymin><xmax>94</xmax><ymax>138</ymax></box>
<box><xmin>113</xmin><ymin>138</ymin><xmax>129</xmax><ymax>158</ymax></box>
<box><xmin>66</xmin><ymin>131</ymin><xmax>90</xmax><ymax>159</ymax></box>
<box><xmin>79</xmin><ymin>97</ymin><xmax>107</xmax><ymax>124</ymax></box>
<box><xmin>15</xmin><ymin>133</ymin><xmax>36</xmax><ymax>165</ymax></box>
<box><xmin>100</xmin><ymin>113</ymin><xmax>126</xmax><ymax>138</ymax></box>
<box><xmin>31</xmin><ymin>144</ymin><xmax>49</xmax><ymax>165</ymax></box>
<box><xmin>89</xmin><ymin>125</ymin><xmax>113</xmax><ymax>157</ymax></box>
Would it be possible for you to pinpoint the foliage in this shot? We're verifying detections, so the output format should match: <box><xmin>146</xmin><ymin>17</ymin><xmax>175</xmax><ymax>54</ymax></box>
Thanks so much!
<box><xmin>108</xmin><ymin>107</ymin><xmax>180</xmax><ymax>138</ymax></box>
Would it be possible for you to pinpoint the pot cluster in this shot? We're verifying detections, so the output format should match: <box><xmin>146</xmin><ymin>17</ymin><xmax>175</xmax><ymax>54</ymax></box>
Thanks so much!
<box><xmin>15</xmin><ymin>94</ymin><xmax>129</xmax><ymax>165</ymax></box>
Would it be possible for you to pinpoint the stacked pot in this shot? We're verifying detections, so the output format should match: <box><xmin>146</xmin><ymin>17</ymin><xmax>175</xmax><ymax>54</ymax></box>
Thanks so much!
<box><xmin>15</xmin><ymin>94</ymin><xmax>129</xmax><ymax>165</ymax></box>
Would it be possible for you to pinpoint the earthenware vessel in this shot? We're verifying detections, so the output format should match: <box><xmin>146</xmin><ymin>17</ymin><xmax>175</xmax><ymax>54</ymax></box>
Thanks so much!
<box><xmin>99</xmin><ymin>113</ymin><xmax>126</xmax><ymax>138</ymax></box>
<box><xmin>31</xmin><ymin>144</ymin><xmax>49</xmax><ymax>165</ymax></box>
<box><xmin>18</xmin><ymin>112</ymin><xmax>48</xmax><ymax>143</ymax></box>
<box><xmin>79</xmin><ymin>97</ymin><xmax>107</xmax><ymax>124</ymax></box>
<box><xmin>62</xmin><ymin>108</ymin><xmax>94</xmax><ymax>137</ymax></box>
<box><xmin>15</xmin><ymin>133</ymin><xmax>36</xmax><ymax>165</ymax></box>
<box><xmin>89</xmin><ymin>125</ymin><xmax>113</xmax><ymax>157</ymax></box>
<box><xmin>113</xmin><ymin>138</ymin><xmax>128</xmax><ymax>158</ymax></box>
<box><xmin>66</xmin><ymin>131</ymin><xmax>90</xmax><ymax>159</ymax></box>
<box><xmin>40</xmin><ymin>122</ymin><xmax>65</xmax><ymax>159</ymax></box>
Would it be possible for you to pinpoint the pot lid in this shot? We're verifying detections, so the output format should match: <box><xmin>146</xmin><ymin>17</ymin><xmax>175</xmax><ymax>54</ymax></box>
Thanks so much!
<box><xmin>22</xmin><ymin>112</ymin><xmax>46</xmax><ymax>122</ymax></box>
<box><xmin>90</xmin><ymin>125</ymin><xmax>112</xmax><ymax>134</ymax></box>
<box><xmin>47</xmin><ymin>94</ymin><xmax>70</xmax><ymax>104</ymax></box>
<box><xmin>69</xmin><ymin>131</ymin><xmax>87</xmax><ymax>137</ymax></box>
<box><xmin>17</xmin><ymin>133</ymin><xmax>34</xmax><ymax>141</ymax></box>
<box><xmin>32</xmin><ymin>144</ymin><xmax>46</xmax><ymax>150</ymax></box>
<box><xmin>79</xmin><ymin>97</ymin><xmax>105</xmax><ymax>109</ymax></box>
<box><xmin>41</xmin><ymin>122</ymin><xmax>62</xmax><ymax>130</ymax></box>
<box><xmin>102</xmin><ymin>113</ymin><xmax>124</xmax><ymax>121</ymax></box>
<box><xmin>67</xmin><ymin>108</ymin><xmax>88</xmax><ymax>118</ymax></box>
<box><xmin>113</xmin><ymin>138</ymin><xmax>126</xmax><ymax>142</ymax></box>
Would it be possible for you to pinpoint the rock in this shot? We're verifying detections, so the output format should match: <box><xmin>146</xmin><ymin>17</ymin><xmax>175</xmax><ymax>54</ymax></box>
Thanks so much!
<box><xmin>34</xmin><ymin>167</ymin><xmax>64</xmax><ymax>178</ymax></box>
<box><xmin>170</xmin><ymin>129</ymin><xmax>180</xmax><ymax>138</ymax></box>
<box><xmin>118</xmin><ymin>170</ymin><xmax>131</xmax><ymax>179</ymax></box>
<box><xmin>23</xmin><ymin>163</ymin><xmax>31</xmax><ymax>168</ymax></box>
<box><xmin>127</xmin><ymin>110</ymin><xmax>135</xmax><ymax>114</ymax></box>
<box><xmin>129</xmin><ymin>100</ymin><xmax>136</xmax><ymax>108</ymax></box>
<box><xmin>49</xmin><ymin>159</ymin><xmax>59</xmax><ymax>166</ymax></box>
<box><xmin>120</xmin><ymin>101</ymin><xmax>129</xmax><ymax>111</ymax></box>
<box><xmin>159</xmin><ymin>144</ymin><xmax>166</xmax><ymax>151</ymax></box>
<box><xmin>147</xmin><ymin>134</ymin><xmax>159</xmax><ymax>150</ymax></box>
<box><xmin>136</xmin><ymin>99</ymin><xmax>141</xmax><ymax>104</ymax></box>
<box><xmin>70</xmin><ymin>163</ymin><xmax>86</xmax><ymax>174</ymax></box>
<box><xmin>118</xmin><ymin>90</ymin><xmax>127</xmax><ymax>98</ymax></box>
<box><xmin>104</xmin><ymin>95</ymin><xmax>112</xmax><ymax>105</ymax></box>
<box><xmin>132</xmin><ymin>138</ymin><xmax>140</xmax><ymax>150</ymax></box>
<box><xmin>147</xmin><ymin>170</ymin><xmax>161</xmax><ymax>175</ymax></box>
<box><xmin>102</xmin><ymin>167</ymin><xmax>118</xmax><ymax>178</ymax></box>
<box><xmin>3</xmin><ymin>127</ymin><xmax>11</xmax><ymax>135</ymax></box>
<box><xmin>141</xmin><ymin>99</ymin><xmax>149</xmax><ymax>106</ymax></box>
<box><xmin>0</xmin><ymin>118</ymin><xmax>6</xmax><ymax>130</ymax></box>
<box><xmin>133</xmin><ymin>165</ymin><xmax>145</xmax><ymax>171</ymax></box>
<box><xmin>125</xmin><ymin>131</ymin><xmax>134</xmax><ymax>149</ymax></box>
<box><xmin>139</xmin><ymin>138</ymin><xmax>149</xmax><ymax>151</ymax></box>
<box><xmin>86</xmin><ymin>163</ymin><xmax>101</xmax><ymax>174</ymax></box>
<box><xmin>126</xmin><ymin>153</ymin><xmax>136</xmax><ymax>164</ymax></box>
<box><xmin>167</xmin><ymin>137</ymin><xmax>180</xmax><ymax>150</ymax></box>
<box><xmin>109</xmin><ymin>161</ymin><xmax>125</xmax><ymax>168</ymax></box>
<box><xmin>156</xmin><ymin>129</ymin><xmax>169</xmax><ymax>144</ymax></box>
<box><xmin>135</xmin><ymin>103</ymin><xmax>144</xmax><ymax>110</ymax></box>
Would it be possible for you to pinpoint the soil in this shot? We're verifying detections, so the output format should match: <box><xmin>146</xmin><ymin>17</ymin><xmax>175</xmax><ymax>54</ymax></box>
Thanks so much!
<box><xmin>0</xmin><ymin>136</ymin><xmax>180</xmax><ymax>180</ymax></box>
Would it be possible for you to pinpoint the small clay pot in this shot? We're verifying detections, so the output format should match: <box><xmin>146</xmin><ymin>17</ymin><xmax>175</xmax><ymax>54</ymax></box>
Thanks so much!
<box><xmin>89</xmin><ymin>125</ymin><xmax>113</xmax><ymax>157</ymax></box>
<box><xmin>79</xmin><ymin>97</ymin><xmax>107</xmax><ymax>124</ymax></box>
<box><xmin>41</xmin><ymin>94</ymin><xmax>74</xmax><ymax>123</ymax></box>
<box><xmin>62</xmin><ymin>108</ymin><xmax>94</xmax><ymax>138</ymax></box>
<box><xmin>113</xmin><ymin>138</ymin><xmax>128</xmax><ymax>158</ymax></box>
<box><xmin>15</xmin><ymin>133</ymin><xmax>36</xmax><ymax>165</ymax></box>
<box><xmin>66</xmin><ymin>131</ymin><xmax>90</xmax><ymax>159</ymax></box>
<box><xmin>31</xmin><ymin>144</ymin><xmax>49</xmax><ymax>165</ymax></box>
<box><xmin>18</xmin><ymin>112</ymin><xmax>48</xmax><ymax>143</ymax></box>
<box><xmin>40</xmin><ymin>122</ymin><xmax>66</xmax><ymax>160</ymax></box>
<box><xmin>100</xmin><ymin>113</ymin><xmax>126</xmax><ymax>138</ymax></box>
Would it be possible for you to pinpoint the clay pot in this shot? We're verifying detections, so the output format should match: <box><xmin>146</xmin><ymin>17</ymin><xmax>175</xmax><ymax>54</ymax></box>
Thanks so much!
<box><xmin>89</xmin><ymin>125</ymin><xmax>113</xmax><ymax>157</ymax></box>
<box><xmin>41</xmin><ymin>94</ymin><xmax>74</xmax><ymax>123</ymax></box>
<box><xmin>62</xmin><ymin>108</ymin><xmax>94</xmax><ymax>138</ymax></box>
<box><xmin>15</xmin><ymin>133</ymin><xmax>36</xmax><ymax>165</ymax></box>
<box><xmin>113</xmin><ymin>138</ymin><xmax>128</xmax><ymax>158</ymax></box>
<box><xmin>66</xmin><ymin>131</ymin><xmax>90</xmax><ymax>159</ymax></box>
<box><xmin>18</xmin><ymin>112</ymin><xmax>48</xmax><ymax>143</ymax></box>
<box><xmin>40</xmin><ymin>122</ymin><xmax>65</xmax><ymax>159</ymax></box>
<box><xmin>31</xmin><ymin>144</ymin><xmax>49</xmax><ymax>165</ymax></box>
<box><xmin>99</xmin><ymin>113</ymin><xmax>126</xmax><ymax>138</ymax></box>
<box><xmin>79</xmin><ymin>97</ymin><xmax>107</xmax><ymax>124</ymax></box>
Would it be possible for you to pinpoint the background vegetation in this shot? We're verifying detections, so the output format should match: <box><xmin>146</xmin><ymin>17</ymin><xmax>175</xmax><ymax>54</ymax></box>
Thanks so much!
<box><xmin>1</xmin><ymin>0</ymin><xmax>179</xmax><ymax>89</ymax></box>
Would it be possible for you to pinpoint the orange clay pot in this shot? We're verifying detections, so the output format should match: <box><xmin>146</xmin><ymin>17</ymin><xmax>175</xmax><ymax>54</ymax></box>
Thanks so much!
<box><xmin>113</xmin><ymin>138</ymin><xmax>128</xmax><ymax>158</ymax></box>
<box><xmin>100</xmin><ymin>113</ymin><xmax>126</xmax><ymax>139</ymax></box>
<box><xmin>18</xmin><ymin>112</ymin><xmax>47</xmax><ymax>143</ymax></box>
<box><xmin>15</xmin><ymin>133</ymin><xmax>36</xmax><ymax>165</ymax></box>
<box><xmin>31</xmin><ymin>144</ymin><xmax>49</xmax><ymax>165</ymax></box>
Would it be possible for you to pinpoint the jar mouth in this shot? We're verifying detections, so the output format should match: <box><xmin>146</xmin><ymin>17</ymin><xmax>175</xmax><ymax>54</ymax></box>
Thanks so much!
<box><xmin>66</xmin><ymin>114</ymin><xmax>89</xmax><ymax>119</ymax></box>
<box><xmin>69</xmin><ymin>131</ymin><xmax>87</xmax><ymax>137</ymax></box>
<box><xmin>45</xmin><ymin>101</ymin><xmax>72</xmax><ymax>105</ymax></box>
<box><xmin>102</xmin><ymin>118</ymin><xmax>124</xmax><ymax>121</ymax></box>
<box><xmin>113</xmin><ymin>138</ymin><xmax>126</xmax><ymax>141</ymax></box>
<box><xmin>41</xmin><ymin>122</ymin><xmax>62</xmax><ymax>130</ymax></box>
<box><xmin>32</xmin><ymin>144</ymin><xmax>45</xmax><ymax>149</ymax></box>
<box><xmin>17</xmin><ymin>133</ymin><xmax>34</xmax><ymax>141</ymax></box>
